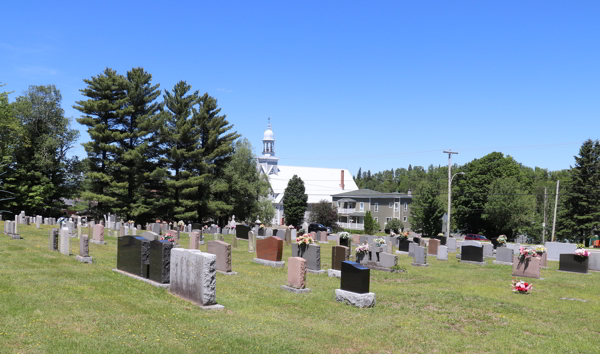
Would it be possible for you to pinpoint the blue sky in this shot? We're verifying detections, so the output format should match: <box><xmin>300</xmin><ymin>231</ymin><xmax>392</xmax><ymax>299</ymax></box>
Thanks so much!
<box><xmin>1</xmin><ymin>1</ymin><xmax>598</xmax><ymax>177</ymax></box>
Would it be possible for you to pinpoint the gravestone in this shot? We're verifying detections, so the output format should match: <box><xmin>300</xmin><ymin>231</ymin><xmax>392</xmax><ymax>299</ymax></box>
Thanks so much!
<box><xmin>408</xmin><ymin>242</ymin><xmax>416</xmax><ymax>257</ymax></box>
<box><xmin>545</xmin><ymin>242</ymin><xmax>577</xmax><ymax>261</ymax></box>
<box><xmin>512</xmin><ymin>255</ymin><xmax>541</xmax><ymax>278</ymax></box>
<box><xmin>141</xmin><ymin>231</ymin><xmax>158</xmax><ymax>241</ymax></box>
<box><xmin>76</xmin><ymin>235</ymin><xmax>93</xmax><ymax>263</ymax></box>
<box><xmin>379</xmin><ymin>252</ymin><xmax>398</xmax><ymax>268</ymax></box>
<box><xmin>149</xmin><ymin>240</ymin><xmax>174</xmax><ymax>283</ymax></box>
<box><xmin>437</xmin><ymin>245</ymin><xmax>448</xmax><ymax>261</ymax></box>
<box><xmin>151</xmin><ymin>223</ymin><xmax>160</xmax><ymax>235</ymax></box>
<box><xmin>359</xmin><ymin>235</ymin><xmax>368</xmax><ymax>245</ymax></box>
<box><xmin>446</xmin><ymin>238</ymin><xmax>456</xmax><ymax>252</ymax></box>
<box><xmin>92</xmin><ymin>224</ymin><xmax>106</xmax><ymax>245</ymax></box>
<box><xmin>207</xmin><ymin>240</ymin><xmax>234</xmax><ymax>274</ymax></box>
<box><xmin>352</xmin><ymin>234</ymin><xmax>360</xmax><ymax>245</ymax></box>
<box><xmin>340</xmin><ymin>261</ymin><xmax>370</xmax><ymax>294</ymax></box>
<box><xmin>320</xmin><ymin>231</ymin><xmax>327</xmax><ymax>242</ymax></box>
<box><xmin>48</xmin><ymin>229</ymin><xmax>59</xmax><ymax>251</ymax></box>
<box><xmin>59</xmin><ymin>228</ymin><xmax>70</xmax><ymax>256</ymax></box>
<box><xmin>428</xmin><ymin>239</ymin><xmax>440</xmax><ymax>256</ymax></box>
<box><xmin>483</xmin><ymin>243</ymin><xmax>494</xmax><ymax>258</ymax></box>
<box><xmin>494</xmin><ymin>247</ymin><xmax>514</xmax><ymax>265</ymax></box>
<box><xmin>170</xmin><ymin>248</ymin><xmax>222</xmax><ymax>309</ymax></box>
<box><xmin>286</xmin><ymin>257</ymin><xmax>308</xmax><ymax>290</ymax></box>
<box><xmin>588</xmin><ymin>252</ymin><xmax>600</xmax><ymax>272</ymax></box>
<box><xmin>256</xmin><ymin>236</ymin><xmax>283</xmax><ymax>262</ymax></box>
<box><xmin>332</xmin><ymin>245</ymin><xmax>350</xmax><ymax>271</ymax></box>
<box><xmin>412</xmin><ymin>246</ymin><xmax>428</xmax><ymax>266</ymax></box>
<box><xmin>398</xmin><ymin>238</ymin><xmax>411</xmax><ymax>252</ymax></box>
<box><xmin>284</xmin><ymin>228</ymin><xmax>292</xmax><ymax>246</ymax></box>
<box><xmin>538</xmin><ymin>252</ymin><xmax>547</xmax><ymax>268</ymax></box>
<box><xmin>460</xmin><ymin>241</ymin><xmax>484</xmax><ymax>264</ymax></box>
<box><xmin>292</xmin><ymin>243</ymin><xmax>322</xmax><ymax>272</ymax></box>
<box><xmin>236</xmin><ymin>225</ymin><xmax>251</xmax><ymax>239</ymax></box>
<box><xmin>291</xmin><ymin>229</ymin><xmax>297</xmax><ymax>241</ymax></box>
<box><xmin>188</xmin><ymin>232</ymin><xmax>200</xmax><ymax>249</ymax></box>
<box><xmin>558</xmin><ymin>254</ymin><xmax>588</xmax><ymax>274</ymax></box>
<box><xmin>117</xmin><ymin>236</ymin><xmax>150</xmax><ymax>278</ymax></box>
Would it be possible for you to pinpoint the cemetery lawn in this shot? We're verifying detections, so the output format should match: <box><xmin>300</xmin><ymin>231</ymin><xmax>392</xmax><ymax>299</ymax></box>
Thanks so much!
<box><xmin>1</xmin><ymin>224</ymin><xmax>599</xmax><ymax>354</ymax></box>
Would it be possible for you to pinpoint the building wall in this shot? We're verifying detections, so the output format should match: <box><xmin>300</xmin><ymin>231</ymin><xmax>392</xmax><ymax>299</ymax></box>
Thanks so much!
<box><xmin>332</xmin><ymin>195</ymin><xmax>412</xmax><ymax>232</ymax></box>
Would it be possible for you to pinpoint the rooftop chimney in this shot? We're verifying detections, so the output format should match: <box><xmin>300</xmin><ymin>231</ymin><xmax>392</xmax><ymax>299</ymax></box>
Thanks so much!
<box><xmin>340</xmin><ymin>170</ymin><xmax>345</xmax><ymax>190</ymax></box>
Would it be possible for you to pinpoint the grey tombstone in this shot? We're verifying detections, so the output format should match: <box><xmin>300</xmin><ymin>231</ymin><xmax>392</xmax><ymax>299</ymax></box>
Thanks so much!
<box><xmin>59</xmin><ymin>228</ymin><xmax>70</xmax><ymax>256</ymax></box>
<box><xmin>284</xmin><ymin>228</ymin><xmax>292</xmax><ymax>246</ymax></box>
<box><xmin>408</xmin><ymin>242</ymin><xmax>416</xmax><ymax>258</ymax></box>
<box><xmin>48</xmin><ymin>229</ymin><xmax>59</xmax><ymax>251</ymax></box>
<box><xmin>359</xmin><ymin>235</ymin><xmax>369</xmax><ymax>245</ymax></box>
<box><xmin>588</xmin><ymin>252</ymin><xmax>600</xmax><ymax>272</ymax></box>
<box><xmin>141</xmin><ymin>231</ymin><xmax>159</xmax><ymax>241</ymax></box>
<box><xmin>248</xmin><ymin>231</ymin><xmax>256</xmax><ymax>252</ymax></box>
<box><xmin>379</xmin><ymin>252</ymin><xmax>398</xmax><ymax>268</ymax></box>
<box><xmin>446</xmin><ymin>238</ymin><xmax>456</xmax><ymax>252</ymax></box>
<box><xmin>14</xmin><ymin>215</ymin><xmax>18</xmax><ymax>234</ymax></box>
<box><xmin>483</xmin><ymin>243</ymin><xmax>494</xmax><ymax>258</ymax></box>
<box><xmin>545</xmin><ymin>242</ymin><xmax>577</xmax><ymax>261</ymax></box>
<box><xmin>76</xmin><ymin>235</ymin><xmax>93</xmax><ymax>263</ymax></box>
<box><xmin>494</xmin><ymin>247</ymin><xmax>514</xmax><ymax>265</ymax></box>
<box><xmin>292</xmin><ymin>243</ymin><xmax>322</xmax><ymax>271</ymax></box>
<box><xmin>169</xmin><ymin>248</ymin><xmax>222</xmax><ymax>308</ymax></box>
<box><xmin>151</xmin><ymin>223</ymin><xmax>161</xmax><ymax>235</ymax></box>
<box><xmin>412</xmin><ymin>246</ymin><xmax>428</xmax><ymax>266</ymax></box>
<box><xmin>437</xmin><ymin>246</ymin><xmax>448</xmax><ymax>261</ymax></box>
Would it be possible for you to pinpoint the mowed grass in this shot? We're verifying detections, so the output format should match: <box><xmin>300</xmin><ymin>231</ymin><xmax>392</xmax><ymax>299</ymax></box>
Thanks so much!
<box><xmin>0</xmin><ymin>223</ymin><xmax>599</xmax><ymax>354</ymax></box>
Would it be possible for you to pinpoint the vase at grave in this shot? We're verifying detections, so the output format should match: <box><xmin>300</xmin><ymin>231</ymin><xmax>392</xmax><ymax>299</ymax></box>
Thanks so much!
<box><xmin>356</xmin><ymin>252</ymin><xmax>367</xmax><ymax>264</ymax></box>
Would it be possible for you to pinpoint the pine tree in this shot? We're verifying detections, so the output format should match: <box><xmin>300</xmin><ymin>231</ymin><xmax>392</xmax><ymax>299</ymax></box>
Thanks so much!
<box><xmin>74</xmin><ymin>68</ymin><xmax>128</xmax><ymax>219</ymax></box>
<box><xmin>364</xmin><ymin>211</ymin><xmax>376</xmax><ymax>234</ymax></box>
<box><xmin>409</xmin><ymin>181</ymin><xmax>445</xmax><ymax>237</ymax></box>
<box><xmin>558</xmin><ymin>139</ymin><xmax>600</xmax><ymax>242</ymax></box>
<box><xmin>282</xmin><ymin>175</ymin><xmax>308</xmax><ymax>227</ymax></box>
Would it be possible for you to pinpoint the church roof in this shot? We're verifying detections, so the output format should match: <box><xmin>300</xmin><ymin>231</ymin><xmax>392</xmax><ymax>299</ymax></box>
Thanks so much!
<box><xmin>267</xmin><ymin>165</ymin><xmax>358</xmax><ymax>204</ymax></box>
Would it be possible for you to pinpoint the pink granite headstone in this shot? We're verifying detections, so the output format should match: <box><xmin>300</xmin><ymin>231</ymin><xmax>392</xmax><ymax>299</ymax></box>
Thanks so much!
<box><xmin>287</xmin><ymin>257</ymin><xmax>307</xmax><ymax>289</ymax></box>
<box><xmin>93</xmin><ymin>225</ymin><xmax>104</xmax><ymax>242</ymax></box>
<box><xmin>512</xmin><ymin>255</ymin><xmax>541</xmax><ymax>279</ymax></box>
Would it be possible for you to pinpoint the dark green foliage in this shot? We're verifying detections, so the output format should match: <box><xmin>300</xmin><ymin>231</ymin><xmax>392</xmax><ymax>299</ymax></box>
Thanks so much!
<box><xmin>384</xmin><ymin>218</ymin><xmax>403</xmax><ymax>234</ymax></box>
<box><xmin>409</xmin><ymin>181</ymin><xmax>444</xmax><ymax>237</ymax></box>
<box><xmin>363</xmin><ymin>210</ymin><xmax>376</xmax><ymax>234</ymax></box>
<box><xmin>481</xmin><ymin>178</ymin><xmax>535</xmax><ymax>238</ymax></box>
<box><xmin>74</xmin><ymin>68</ymin><xmax>128</xmax><ymax>219</ymax></box>
<box><xmin>282</xmin><ymin>175</ymin><xmax>307</xmax><ymax>227</ymax></box>
<box><xmin>557</xmin><ymin>139</ymin><xmax>600</xmax><ymax>242</ymax></box>
<box><xmin>309</xmin><ymin>199</ymin><xmax>339</xmax><ymax>230</ymax></box>
<box><xmin>7</xmin><ymin>85</ymin><xmax>79</xmax><ymax>215</ymax></box>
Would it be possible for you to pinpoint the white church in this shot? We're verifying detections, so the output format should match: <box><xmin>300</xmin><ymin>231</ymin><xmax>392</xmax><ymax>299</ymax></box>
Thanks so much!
<box><xmin>257</xmin><ymin>120</ymin><xmax>358</xmax><ymax>226</ymax></box>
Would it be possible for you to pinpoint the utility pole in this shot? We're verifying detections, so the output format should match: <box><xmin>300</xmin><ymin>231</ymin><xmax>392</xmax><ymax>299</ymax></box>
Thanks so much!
<box><xmin>542</xmin><ymin>187</ymin><xmax>547</xmax><ymax>244</ymax></box>
<box><xmin>443</xmin><ymin>150</ymin><xmax>459</xmax><ymax>238</ymax></box>
<box><xmin>551</xmin><ymin>180</ymin><xmax>560</xmax><ymax>242</ymax></box>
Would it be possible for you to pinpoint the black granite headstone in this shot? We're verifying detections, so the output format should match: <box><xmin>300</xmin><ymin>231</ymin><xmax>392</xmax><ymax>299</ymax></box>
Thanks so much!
<box><xmin>413</xmin><ymin>237</ymin><xmax>421</xmax><ymax>245</ymax></box>
<box><xmin>339</xmin><ymin>238</ymin><xmax>350</xmax><ymax>247</ymax></box>
<box><xmin>258</xmin><ymin>228</ymin><xmax>265</xmax><ymax>237</ymax></box>
<box><xmin>461</xmin><ymin>245</ymin><xmax>484</xmax><ymax>262</ymax></box>
<box><xmin>340</xmin><ymin>261</ymin><xmax>370</xmax><ymax>294</ymax></box>
<box><xmin>117</xmin><ymin>236</ymin><xmax>150</xmax><ymax>278</ymax></box>
<box><xmin>398</xmin><ymin>239</ymin><xmax>411</xmax><ymax>252</ymax></box>
<box><xmin>558</xmin><ymin>254</ymin><xmax>589</xmax><ymax>274</ymax></box>
<box><xmin>149</xmin><ymin>240</ymin><xmax>174</xmax><ymax>283</ymax></box>
<box><xmin>236</xmin><ymin>225</ymin><xmax>251</xmax><ymax>239</ymax></box>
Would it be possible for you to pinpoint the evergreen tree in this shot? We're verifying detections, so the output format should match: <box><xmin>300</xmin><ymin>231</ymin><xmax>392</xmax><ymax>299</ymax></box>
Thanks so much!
<box><xmin>481</xmin><ymin>178</ymin><xmax>535</xmax><ymax>238</ymax></box>
<box><xmin>74</xmin><ymin>68</ymin><xmax>128</xmax><ymax>219</ymax></box>
<box><xmin>309</xmin><ymin>199</ymin><xmax>339</xmax><ymax>229</ymax></box>
<box><xmin>409</xmin><ymin>181</ymin><xmax>444</xmax><ymax>237</ymax></box>
<box><xmin>282</xmin><ymin>175</ymin><xmax>308</xmax><ymax>227</ymax></box>
<box><xmin>558</xmin><ymin>139</ymin><xmax>600</xmax><ymax>242</ymax></box>
<box><xmin>363</xmin><ymin>210</ymin><xmax>376</xmax><ymax>234</ymax></box>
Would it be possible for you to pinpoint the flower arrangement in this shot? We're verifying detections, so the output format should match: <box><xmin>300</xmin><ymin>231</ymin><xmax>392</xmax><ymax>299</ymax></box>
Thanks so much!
<box><xmin>512</xmin><ymin>279</ymin><xmax>533</xmax><ymax>294</ymax></box>
<box><xmin>155</xmin><ymin>219</ymin><xmax>161</xmax><ymax>223</ymax></box>
<box><xmin>574</xmin><ymin>248</ymin><xmax>590</xmax><ymax>257</ymax></box>
<box><xmin>497</xmin><ymin>235</ymin><xmax>507</xmax><ymax>244</ymax></box>
<box><xmin>535</xmin><ymin>245</ymin><xmax>546</xmax><ymax>254</ymax></box>
<box><xmin>374</xmin><ymin>237</ymin><xmax>386</xmax><ymax>246</ymax></box>
<box><xmin>288</xmin><ymin>225</ymin><xmax>294</xmax><ymax>229</ymax></box>
<box><xmin>296</xmin><ymin>234</ymin><xmax>314</xmax><ymax>245</ymax></box>
<box><xmin>577</xmin><ymin>243</ymin><xmax>585</xmax><ymax>249</ymax></box>
<box><xmin>356</xmin><ymin>243</ymin><xmax>369</xmax><ymax>255</ymax></box>
<box><xmin>403</xmin><ymin>231</ymin><xmax>409</xmax><ymax>237</ymax></box>
<box><xmin>128</xmin><ymin>220</ymin><xmax>134</xmax><ymax>224</ymax></box>
<box><xmin>160</xmin><ymin>232</ymin><xmax>175</xmax><ymax>243</ymax></box>
<box><xmin>259</xmin><ymin>224</ymin><xmax>265</xmax><ymax>229</ymax></box>
<box><xmin>339</xmin><ymin>232</ymin><xmax>350</xmax><ymax>240</ymax></box>
<box><xmin>437</xmin><ymin>233</ymin><xmax>444</xmax><ymax>237</ymax></box>
<box><xmin>518</xmin><ymin>246</ymin><xmax>538</xmax><ymax>260</ymax></box>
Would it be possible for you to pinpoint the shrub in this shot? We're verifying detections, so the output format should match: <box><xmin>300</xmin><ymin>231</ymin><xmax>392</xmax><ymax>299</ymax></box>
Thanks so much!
<box><xmin>384</xmin><ymin>218</ymin><xmax>403</xmax><ymax>234</ymax></box>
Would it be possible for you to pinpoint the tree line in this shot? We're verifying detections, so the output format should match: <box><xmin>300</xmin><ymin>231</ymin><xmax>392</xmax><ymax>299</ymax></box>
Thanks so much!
<box><xmin>356</xmin><ymin>142</ymin><xmax>600</xmax><ymax>243</ymax></box>
<box><xmin>0</xmin><ymin>69</ymin><xmax>275</xmax><ymax>226</ymax></box>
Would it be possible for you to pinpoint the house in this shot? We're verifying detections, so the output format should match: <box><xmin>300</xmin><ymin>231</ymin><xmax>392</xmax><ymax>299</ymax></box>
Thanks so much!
<box><xmin>257</xmin><ymin>120</ymin><xmax>358</xmax><ymax>225</ymax></box>
<box><xmin>331</xmin><ymin>189</ymin><xmax>413</xmax><ymax>232</ymax></box>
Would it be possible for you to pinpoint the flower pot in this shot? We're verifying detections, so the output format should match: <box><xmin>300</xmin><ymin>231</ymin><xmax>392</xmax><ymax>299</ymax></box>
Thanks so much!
<box><xmin>356</xmin><ymin>252</ymin><xmax>367</xmax><ymax>264</ymax></box>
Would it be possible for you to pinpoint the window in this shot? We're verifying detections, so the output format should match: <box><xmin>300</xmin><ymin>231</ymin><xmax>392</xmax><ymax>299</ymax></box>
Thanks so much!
<box><xmin>386</xmin><ymin>217</ymin><xmax>392</xmax><ymax>223</ymax></box>
<box><xmin>360</xmin><ymin>202</ymin><xmax>364</xmax><ymax>211</ymax></box>
<box><xmin>404</xmin><ymin>202</ymin><xmax>408</xmax><ymax>211</ymax></box>
<box><xmin>373</xmin><ymin>203</ymin><xmax>378</xmax><ymax>212</ymax></box>
<box><xmin>389</xmin><ymin>202</ymin><xmax>393</xmax><ymax>208</ymax></box>
<box><xmin>403</xmin><ymin>216</ymin><xmax>407</xmax><ymax>222</ymax></box>
<box><xmin>394</xmin><ymin>202</ymin><xmax>399</xmax><ymax>211</ymax></box>
<box><xmin>374</xmin><ymin>217</ymin><xmax>378</xmax><ymax>223</ymax></box>
<box><xmin>337</xmin><ymin>201</ymin><xmax>340</xmax><ymax>208</ymax></box>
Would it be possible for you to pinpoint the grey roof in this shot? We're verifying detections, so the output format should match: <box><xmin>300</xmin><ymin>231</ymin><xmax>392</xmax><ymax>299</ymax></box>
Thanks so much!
<box><xmin>332</xmin><ymin>189</ymin><xmax>412</xmax><ymax>199</ymax></box>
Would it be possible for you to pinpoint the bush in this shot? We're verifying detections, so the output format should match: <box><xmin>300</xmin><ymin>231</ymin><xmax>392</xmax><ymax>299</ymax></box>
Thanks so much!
<box><xmin>384</xmin><ymin>218</ymin><xmax>403</xmax><ymax>234</ymax></box>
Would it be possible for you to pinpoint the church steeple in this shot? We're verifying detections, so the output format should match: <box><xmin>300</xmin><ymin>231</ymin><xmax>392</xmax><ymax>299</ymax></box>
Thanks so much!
<box><xmin>258</xmin><ymin>118</ymin><xmax>279</xmax><ymax>175</ymax></box>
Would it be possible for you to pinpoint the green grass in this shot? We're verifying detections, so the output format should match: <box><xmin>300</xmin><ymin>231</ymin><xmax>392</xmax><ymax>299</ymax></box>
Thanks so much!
<box><xmin>1</xmin><ymin>222</ymin><xmax>599</xmax><ymax>353</ymax></box>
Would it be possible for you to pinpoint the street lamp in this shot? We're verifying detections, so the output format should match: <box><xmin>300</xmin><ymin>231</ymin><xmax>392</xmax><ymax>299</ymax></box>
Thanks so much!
<box><xmin>447</xmin><ymin>172</ymin><xmax>465</xmax><ymax>238</ymax></box>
